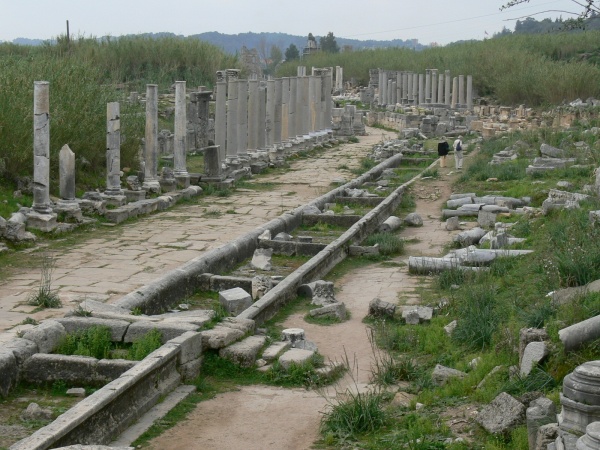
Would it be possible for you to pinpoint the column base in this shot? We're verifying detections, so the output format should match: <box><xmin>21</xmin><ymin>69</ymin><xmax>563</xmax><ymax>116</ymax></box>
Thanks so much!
<box><xmin>26</xmin><ymin>210</ymin><xmax>58</xmax><ymax>232</ymax></box>
<box><xmin>142</xmin><ymin>180</ymin><xmax>161</xmax><ymax>193</ymax></box>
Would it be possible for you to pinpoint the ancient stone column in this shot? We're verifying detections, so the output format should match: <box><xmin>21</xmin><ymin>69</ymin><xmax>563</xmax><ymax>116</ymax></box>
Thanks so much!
<box><xmin>378</xmin><ymin>69</ymin><xmax>384</xmax><ymax>105</ymax></box>
<box><xmin>459</xmin><ymin>74</ymin><xmax>465</xmax><ymax>106</ymax></box>
<box><xmin>418</xmin><ymin>73</ymin><xmax>424</xmax><ymax>105</ymax></box>
<box><xmin>190</xmin><ymin>90</ymin><xmax>212</xmax><ymax>151</ymax></box>
<box><xmin>215</xmin><ymin>80</ymin><xmax>227</xmax><ymax>162</ymax></box>
<box><xmin>467</xmin><ymin>75</ymin><xmax>473</xmax><ymax>110</ymax></box>
<box><xmin>266</xmin><ymin>79</ymin><xmax>275</xmax><ymax>146</ymax></box>
<box><xmin>301</xmin><ymin>76</ymin><xmax>310</xmax><ymax>136</ymax></box>
<box><xmin>32</xmin><ymin>81</ymin><xmax>52</xmax><ymax>213</ymax></box>
<box><xmin>452</xmin><ymin>77</ymin><xmax>458</xmax><ymax>109</ymax></box>
<box><xmin>204</xmin><ymin>145</ymin><xmax>222</xmax><ymax>179</ymax></box>
<box><xmin>425</xmin><ymin>69</ymin><xmax>431</xmax><ymax>103</ymax></box>
<box><xmin>105</xmin><ymin>102</ymin><xmax>123</xmax><ymax>195</ymax></box>
<box><xmin>237</xmin><ymin>79</ymin><xmax>248</xmax><ymax>158</ymax></box>
<box><xmin>288</xmin><ymin>77</ymin><xmax>297</xmax><ymax>138</ymax></box>
<box><xmin>445</xmin><ymin>70</ymin><xmax>451</xmax><ymax>106</ymax></box>
<box><xmin>308</xmin><ymin>75</ymin><xmax>317</xmax><ymax>132</ymax></box>
<box><xmin>412</xmin><ymin>73</ymin><xmax>418</xmax><ymax>104</ymax></box>
<box><xmin>174</xmin><ymin>81</ymin><xmax>189</xmax><ymax>181</ymax></box>
<box><xmin>258</xmin><ymin>82</ymin><xmax>267</xmax><ymax>150</ymax></box>
<box><xmin>438</xmin><ymin>73</ymin><xmax>444</xmax><ymax>105</ymax></box>
<box><xmin>335</xmin><ymin>66</ymin><xmax>343</xmax><ymax>91</ymax></box>
<box><xmin>396</xmin><ymin>73</ymin><xmax>401</xmax><ymax>104</ymax></box>
<box><xmin>143</xmin><ymin>84</ymin><xmax>160</xmax><ymax>191</ymax></box>
<box><xmin>247</xmin><ymin>79</ymin><xmax>259</xmax><ymax>152</ymax></box>
<box><xmin>402</xmin><ymin>72</ymin><xmax>409</xmax><ymax>104</ymax></box>
<box><xmin>226</xmin><ymin>79</ymin><xmax>239</xmax><ymax>161</ymax></box>
<box><xmin>431</xmin><ymin>69</ymin><xmax>438</xmax><ymax>103</ymax></box>
<box><xmin>407</xmin><ymin>73</ymin><xmax>413</xmax><ymax>103</ymax></box>
<box><xmin>390</xmin><ymin>80</ymin><xmax>397</xmax><ymax>105</ymax></box>
<box><xmin>323</xmin><ymin>72</ymin><xmax>332</xmax><ymax>130</ymax></box>
<box><xmin>281</xmin><ymin>78</ymin><xmax>290</xmax><ymax>141</ymax></box>
<box><xmin>381</xmin><ymin>71</ymin><xmax>388</xmax><ymax>105</ymax></box>
<box><xmin>59</xmin><ymin>144</ymin><xmax>76</xmax><ymax>201</ymax></box>
<box><xmin>274</xmin><ymin>78</ymin><xmax>283</xmax><ymax>144</ymax></box>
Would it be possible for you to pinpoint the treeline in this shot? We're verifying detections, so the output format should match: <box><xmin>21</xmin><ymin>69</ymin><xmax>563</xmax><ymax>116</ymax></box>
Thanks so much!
<box><xmin>0</xmin><ymin>35</ymin><xmax>238</xmax><ymax>190</ymax></box>
<box><xmin>278</xmin><ymin>31</ymin><xmax>600</xmax><ymax>105</ymax></box>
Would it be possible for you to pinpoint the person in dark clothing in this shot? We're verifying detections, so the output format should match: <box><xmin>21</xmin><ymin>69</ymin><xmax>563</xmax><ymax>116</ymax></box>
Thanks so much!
<box><xmin>437</xmin><ymin>136</ymin><xmax>450</xmax><ymax>168</ymax></box>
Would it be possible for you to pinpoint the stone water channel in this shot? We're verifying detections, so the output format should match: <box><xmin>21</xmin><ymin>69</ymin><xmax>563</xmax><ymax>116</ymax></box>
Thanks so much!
<box><xmin>3</xmin><ymin>126</ymin><xmax>435</xmax><ymax>447</ymax></box>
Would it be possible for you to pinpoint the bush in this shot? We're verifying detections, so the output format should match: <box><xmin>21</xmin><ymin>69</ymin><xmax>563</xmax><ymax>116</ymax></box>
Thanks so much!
<box><xmin>55</xmin><ymin>326</ymin><xmax>113</xmax><ymax>359</ymax></box>
<box><xmin>128</xmin><ymin>329</ymin><xmax>163</xmax><ymax>361</ymax></box>
<box><xmin>363</xmin><ymin>233</ymin><xmax>404</xmax><ymax>256</ymax></box>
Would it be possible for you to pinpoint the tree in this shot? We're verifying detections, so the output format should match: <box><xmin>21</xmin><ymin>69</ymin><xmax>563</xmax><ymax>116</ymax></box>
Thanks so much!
<box><xmin>319</xmin><ymin>32</ymin><xmax>339</xmax><ymax>54</ymax></box>
<box><xmin>501</xmin><ymin>1</ymin><xmax>599</xmax><ymax>27</ymax></box>
<box><xmin>284</xmin><ymin>43</ymin><xmax>300</xmax><ymax>61</ymax></box>
<box><xmin>265</xmin><ymin>45</ymin><xmax>283</xmax><ymax>76</ymax></box>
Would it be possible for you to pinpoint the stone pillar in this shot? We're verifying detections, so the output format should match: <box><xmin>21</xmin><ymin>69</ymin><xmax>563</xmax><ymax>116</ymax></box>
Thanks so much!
<box><xmin>258</xmin><ymin>82</ymin><xmax>267</xmax><ymax>150</ymax></box>
<box><xmin>215</xmin><ymin>80</ymin><xmax>227</xmax><ymax>162</ymax></box>
<box><xmin>418</xmin><ymin>73</ymin><xmax>424</xmax><ymax>105</ymax></box>
<box><xmin>308</xmin><ymin>76</ymin><xmax>317</xmax><ymax>132</ymax></box>
<box><xmin>266</xmin><ymin>79</ymin><xmax>275</xmax><ymax>146</ymax></box>
<box><xmin>190</xmin><ymin>90</ymin><xmax>212</xmax><ymax>151</ymax></box>
<box><xmin>412</xmin><ymin>73</ymin><xmax>418</xmax><ymax>104</ymax></box>
<box><xmin>237</xmin><ymin>79</ymin><xmax>248</xmax><ymax>158</ymax></box>
<box><xmin>396</xmin><ymin>73</ymin><xmax>401</xmax><ymax>104</ymax></box>
<box><xmin>390</xmin><ymin>80</ymin><xmax>397</xmax><ymax>105</ymax></box>
<box><xmin>59</xmin><ymin>144</ymin><xmax>76</xmax><ymax>201</ymax></box>
<box><xmin>407</xmin><ymin>73</ymin><xmax>413</xmax><ymax>103</ymax></box>
<box><xmin>438</xmin><ymin>73</ymin><xmax>444</xmax><ymax>105</ymax></box>
<box><xmin>381</xmin><ymin>71</ymin><xmax>388</xmax><ymax>106</ymax></box>
<box><xmin>445</xmin><ymin>70</ymin><xmax>451</xmax><ymax>106</ymax></box>
<box><xmin>226</xmin><ymin>79</ymin><xmax>239</xmax><ymax>161</ymax></box>
<box><xmin>247</xmin><ymin>80</ymin><xmax>259</xmax><ymax>151</ymax></box>
<box><xmin>452</xmin><ymin>77</ymin><xmax>458</xmax><ymax>109</ymax></box>
<box><xmin>143</xmin><ymin>84</ymin><xmax>160</xmax><ymax>191</ymax></box>
<box><xmin>402</xmin><ymin>72</ymin><xmax>408</xmax><ymax>104</ymax></box>
<box><xmin>425</xmin><ymin>69</ymin><xmax>431</xmax><ymax>103</ymax></box>
<box><xmin>323</xmin><ymin>72</ymin><xmax>332</xmax><ymax>130</ymax></box>
<box><xmin>274</xmin><ymin>78</ymin><xmax>283</xmax><ymax>144</ymax></box>
<box><xmin>297</xmin><ymin>66</ymin><xmax>306</xmax><ymax>77</ymax></box>
<box><xmin>288</xmin><ymin>77</ymin><xmax>297</xmax><ymax>138</ymax></box>
<box><xmin>301</xmin><ymin>76</ymin><xmax>310</xmax><ymax>136</ymax></box>
<box><xmin>173</xmin><ymin>81</ymin><xmax>189</xmax><ymax>182</ymax></box>
<box><xmin>431</xmin><ymin>69</ymin><xmax>438</xmax><ymax>103</ymax></box>
<box><xmin>32</xmin><ymin>81</ymin><xmax>52</xmax><ymax>213</ymax></box>
<box><xmin>467</xmin><ymin>75</ymin><xmax>473</xmax><ymax>110</ymax></box>
<box><xmin>378</xmin><ymin>69</ymin><xmax>383</xmax><ymax>105</ymax></box>
<box><xmin>459</xmin><ymin>74</ymin><xmax>465</xmax><ymax>106</ymax></box>
<box><xmin>105</xmin><ymin>101</ymin><xmax>123</xmax><ymax>195</ymax></box>
<box><xmin>335</xmin><ymin>66</ymin><xmax>343</xmax><ymax>91</ymax></box>
<box><xmin>281</xmin><ymin>78</ymin><xmax>290</xmax><ymax>141</ymax></box>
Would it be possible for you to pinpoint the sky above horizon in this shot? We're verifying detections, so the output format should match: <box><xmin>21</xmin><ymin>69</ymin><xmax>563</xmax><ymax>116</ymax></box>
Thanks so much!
<box><xmin>0</xmin><ymin>0</ymin><xmax>586</xmax><ymax>46</ymax></box>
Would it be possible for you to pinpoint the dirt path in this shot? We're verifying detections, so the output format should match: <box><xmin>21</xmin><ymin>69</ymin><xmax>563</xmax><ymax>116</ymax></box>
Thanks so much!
<box><xmin>146</xmin><ymin>169</ymin><xmax>461</xmax><ymax>449</ymax></box>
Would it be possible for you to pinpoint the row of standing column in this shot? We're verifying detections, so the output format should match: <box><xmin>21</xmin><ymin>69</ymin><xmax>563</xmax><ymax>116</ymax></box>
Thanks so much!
<box><xmin>214</xmin><ymin>72</ymin><xmax>333</xmax><ymax>164</ymax></box>
<box><xmin>377</xmin><ymin>69</ymin><xmax>473</xmax><ymax>110</ymax></box>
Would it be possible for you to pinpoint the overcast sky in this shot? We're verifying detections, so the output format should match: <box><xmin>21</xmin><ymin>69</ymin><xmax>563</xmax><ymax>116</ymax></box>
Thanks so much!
<box><xmin>0</xmin><ymin>0</ymin><xmax>585</xmax><ymax>46</ymax></box>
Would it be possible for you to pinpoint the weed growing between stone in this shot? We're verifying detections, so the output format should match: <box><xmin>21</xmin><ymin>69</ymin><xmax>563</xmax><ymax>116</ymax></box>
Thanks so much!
<box><xmin>362</xmin><ymin>232</ymin><xmax>404</xmax><ymax>256</ymax></box>
<box><xmin>27</xmin><ymin>253</ymin><xmax>61</xmax><ymax>309</ymax></box>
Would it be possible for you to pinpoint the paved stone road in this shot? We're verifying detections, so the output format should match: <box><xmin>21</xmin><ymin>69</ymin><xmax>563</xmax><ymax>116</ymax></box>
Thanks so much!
<box><xmin>0</xmin><ymin>128</ymin><xmax>397</xmax><ymax>343</ymax></box>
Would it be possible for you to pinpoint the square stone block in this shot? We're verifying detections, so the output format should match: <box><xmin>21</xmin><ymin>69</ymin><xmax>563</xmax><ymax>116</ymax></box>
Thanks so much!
<box><xmin>219</xmin><ymin>287</ymin><xmax>252</xmax><ymax>316</ymax></box>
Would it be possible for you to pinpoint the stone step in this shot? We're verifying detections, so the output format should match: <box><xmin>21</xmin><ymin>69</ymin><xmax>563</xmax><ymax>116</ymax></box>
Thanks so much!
<box><xmin>219</xmin><ymin>335</ymin><xmax>267</xmax><ymax>367</ymax></box>
<box><xmin>261</xmin><ymin>341</ymin><xmax>291</xmax><ymax>362</ymax></box>
<box><xmin>278</xmin><ymin>348</ymin><xmax>315</xmax><ymax>370</ymax></box>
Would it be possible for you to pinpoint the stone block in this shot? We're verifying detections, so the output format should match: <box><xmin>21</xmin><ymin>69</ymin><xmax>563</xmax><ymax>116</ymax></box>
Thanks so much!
<box><xmin>309</xmin><ymin>302</ymin><xmax>347</xmax><ymax>321</ymax></box>
<box><xmin>478</xmin><ymin>210</ymin><xmax>497</xmax><ymax>228</ymax></box>
<box><xmin>3</xmin><ymin>338</ymin><xmax>38</xmax><ymax>366</ymax></box>
<box><xmin>104</xmin><ymin>208</ymin><xmax>130</xmax><ymax>224</ymax></box>
<box><xmin>200</xmin><ymin>326</ymin><xmax>244</xmax><ymax>349</ymax></box>
<box><xmin>445</xmin><ymin>216</ymin><xmax>460</xmax><ymax>231</ymax></box>
<box><xmin>261</xmin><ymin>341</ymin><xmax>291</xmax><ymax>362</ymax></box>
<box><xmin>476</xmin><ymin>392</ymin><xmax>525</xmax><ymax>435</ymax></box>
<box><xmin>432</xmin><ymin>364</ymin><xmax>467</xmax><ymax>386</ymax></box>
<box><xmin>180</xmin><ymin>357</ymin><xmax>203</xmax><ymax>381</ymax></box>
<box><xmin>220</xmin><ymin>317</ymin><xmax>255</xmax><ymax>334</ymax></box>
<box><xmin>23</xmin><ymin>354</ymin><xmax>98</xmax><ymax>384</ymax></box>
<box><xmin>155</xmin><ymin>310</ymin><xmax>214</xmax><ymax>328</ymax></box>
<box><xmin>404</xmin><ymin>213</ymin><xmax>423</xmax><ymax>227</ymax></box>
<box><xmin>251</xmin><ymin>248</ymin><xmax>273</xmax><ymax>271</ymax></box>
<box><xmin>22</xmin><ymin>320</ymin><xmax>67</xmax><ymax>353</ymax></box>
<box><xmin>219</xmin><ymin>287</ymin><xmax>253</xmax><ymax>316</ymax></box>
<box><xmin>56</xmin><ymin>317</ymin><xmax>130</xmax><ymax>342</ymax></box>
<box><xmin>520</xmin><ymin>341</ymin><xmax>549</xmax><ymax>377</ymax></box>
<box><xmin>402</xmin><ymin>306</ymin><xmax>433</xmax><ymax>324</ymax></box>
<box><xmin>66</xmin><ymin>388</ymin><xmax>86</xmax><ymax>397</ymax></box>
<box><xmin>167</xmin><ymin>331</ymin><xmax>204</xmax><ymax>365</ymax></box>
<box><xmin>95</xmin><ymin>359</ymin><xmax>137</xmax><ymax>382</ymax></box>
<box><xmin>519</xmin><ymin>328</ymin><xmax>549</xmax><ymax>364</ymax></box>
<box><xmin>311</xmin><ymin>280</ymin><xmax>337</xmax><ymax>306</ymax></box>
<box><xmin>124</xmin><ymin>321</ymin><xmax>198</xmax><ymax>344</ymax></box>
<box><xmin>527</xmin><ymin>397</ymin><xmax>557</xmax><ymax>450</ymax></box>
<box><xmin>0</xmin><ymin>351</ymin><xmax>18</xmax><ymax>397</ymax></box>
<box><xmin>278</xmin><ymin>348</ymin><xmax>315</xmax><ymax>370</ymax></box>
<box><xmin>219</xmin><ymin>335</ymin><xmax>267</xmax><ymax>367</ymax></box>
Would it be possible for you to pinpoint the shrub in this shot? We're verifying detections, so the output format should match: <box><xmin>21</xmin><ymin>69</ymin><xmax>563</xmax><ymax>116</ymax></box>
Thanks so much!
<box><xmin>452</xmin><ymin>284</ymin><xmax>501</xmax><ymax>351</ymax></box>
<box><xmin>128</xmin><ymin>329</ymin><xmax>163</xmax><ymax>361</ymax></box>
<box><xmin>55</xmin><ymin>326</ymin><xmax>113</xmax><ymax>359</ymax></box>
<box><xmin>363</xmin><ymin>233</ymin><xmax>404</xmax><ymax>256</ymax></box>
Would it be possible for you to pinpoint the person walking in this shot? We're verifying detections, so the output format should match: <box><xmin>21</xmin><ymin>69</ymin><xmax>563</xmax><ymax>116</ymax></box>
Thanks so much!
<box><xmin>437</xmin><ymin>136</ymin><xmax>450</xmax><ymax>168</ymax></box>
<box><xmin>453</xmin><ymin>135</ymin><xmax>464</xmax><ymax>170</ymax></box>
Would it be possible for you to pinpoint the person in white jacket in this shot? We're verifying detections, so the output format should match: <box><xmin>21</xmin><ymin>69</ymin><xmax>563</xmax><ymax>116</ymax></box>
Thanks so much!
<box><xmin>453</xmin><ymin>135</ymin><xmax>464</xmax><ymax>170</ymax></box>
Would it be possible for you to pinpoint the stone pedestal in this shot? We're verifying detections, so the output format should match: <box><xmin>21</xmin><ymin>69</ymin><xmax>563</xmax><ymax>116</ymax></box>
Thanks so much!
<box><xmin>577</xmin><ymin>422</ymin><xmax>600</xmax><ymax>450</ymax></box>
<box><xmin>281</xmin><ymin>328</ymin><xmax>305</xmax><ymax>347</ymax></box>
<box><xmin>559</xmin><ymin>361</ymin><xmax>600</xmax><ymax>435</ymax></box>
<box><xmin>26</xmin><ymin>210</ymin><xmax>58</xmax><ymax>232</ymax></box>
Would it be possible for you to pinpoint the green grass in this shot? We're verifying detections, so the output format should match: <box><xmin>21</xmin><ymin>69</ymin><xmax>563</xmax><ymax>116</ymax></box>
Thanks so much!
<box><xmin>363</xmin><ymin>232</ymin><xmax>404</xmax><ymax>256</ymax></box>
